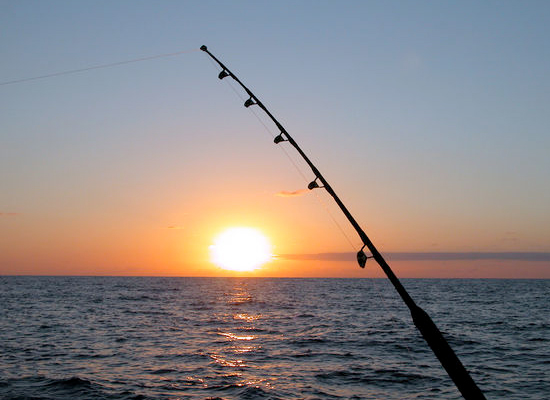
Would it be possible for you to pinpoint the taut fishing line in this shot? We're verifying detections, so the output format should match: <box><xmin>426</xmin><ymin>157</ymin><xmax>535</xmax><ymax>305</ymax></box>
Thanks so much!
<box><xmin>205</xmin><ymin>57</ymin><xmax>359</xmax><ymax>252</ymax></box>
<box><xmin>0</xmin><ymin>48</ymin><xmax>199</xmax><ymax>86</ymax></box>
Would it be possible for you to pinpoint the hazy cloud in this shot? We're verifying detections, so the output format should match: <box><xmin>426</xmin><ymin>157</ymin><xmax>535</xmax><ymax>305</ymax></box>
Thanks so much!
<box><xmin>276</xmin><ymin>189</ymin><xmax>308</xmax><ymax>198</ymax></box>
<box><xmin>388</xmin><ymin>252</ymin><xmax>550</xmax><ymax>261</ymax></box>
<box><xmin>0</xmin><ymin>212</ymin><xmax>19</xmax><ymax>217</ymax></box>
<box><xmin>167</xmin><ymin>225</ymin><xmax>184</xmax><ymax>230</ymax></box>
<box><xmin>280</xmin><ymin>253</ymin><xmax>354</xmax><ymax>261</ymax></box>
<box><xmin>280</xmin><ymin>252</ymin><xmax>550</xmax><ymax>262</ymax></box>
<box><xmin>500</xmin><ymin>231</ymin><xmax>520</xmax><ymax>243</ymax></box>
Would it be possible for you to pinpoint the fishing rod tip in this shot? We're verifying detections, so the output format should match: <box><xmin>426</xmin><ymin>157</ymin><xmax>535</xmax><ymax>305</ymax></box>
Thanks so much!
<box><xmin>200</xmin><ymin>45</ymin><xmax>207</xmax><ymax>51</ymax></box>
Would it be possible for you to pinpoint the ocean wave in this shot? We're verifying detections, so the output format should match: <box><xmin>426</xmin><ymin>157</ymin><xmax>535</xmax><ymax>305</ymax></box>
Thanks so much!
<box><xmin>0</xmin><ymin>376</ymin><xmax>150</xmax><ymax>400</ymax></box>
<box><xmin>1</xmin><ymin>277</ymin><xmax>548</xmax><ymax>400</ymax></box>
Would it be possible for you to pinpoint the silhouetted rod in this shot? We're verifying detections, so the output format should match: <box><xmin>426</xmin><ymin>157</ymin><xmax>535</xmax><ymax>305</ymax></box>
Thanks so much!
<box><xmin>200</xmin><ymin>45</ymin><xmax>486</xmax><ymax>400</ymax></box>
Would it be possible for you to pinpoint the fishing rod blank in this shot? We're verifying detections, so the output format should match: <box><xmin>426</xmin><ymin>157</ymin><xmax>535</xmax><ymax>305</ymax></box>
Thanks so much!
<box><xmin>200</xmin><ymin>45</ymin><xmax>486</xmax><ymax>400</ymax></box>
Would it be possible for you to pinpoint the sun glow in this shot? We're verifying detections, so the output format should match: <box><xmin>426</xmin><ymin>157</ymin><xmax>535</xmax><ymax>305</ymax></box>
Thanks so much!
<box><xmin>210</xmin><ymin>227</ymin><xmax>273</xmax><ymax>272</ymax></box>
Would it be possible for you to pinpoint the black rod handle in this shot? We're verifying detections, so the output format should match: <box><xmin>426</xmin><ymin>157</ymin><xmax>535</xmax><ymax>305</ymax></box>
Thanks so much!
<box><xmin>411</xmin><ymin>305</ymin><xmax>486</xmax><ymax>399</ymax></box>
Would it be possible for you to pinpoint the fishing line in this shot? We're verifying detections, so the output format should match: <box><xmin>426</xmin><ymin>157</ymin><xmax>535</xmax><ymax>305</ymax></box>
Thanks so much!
<box><xmin>247</xmin><ymin>100</ymin><xmax>359</xmax><ymax>251</ymax></box>
<box><xmin>0</xmin><ymin>48</ymin><xmax>200</xmax><ymax>86</ymax></box>
<box><xmin>240</xmin><ymin>93</ymin><xmax>359</xmax><ymax>251</ymax></box>
<box><xmin>205</xmin><ymin>57</ymin><xmax>358</xmax><ymax>251</ymax></box>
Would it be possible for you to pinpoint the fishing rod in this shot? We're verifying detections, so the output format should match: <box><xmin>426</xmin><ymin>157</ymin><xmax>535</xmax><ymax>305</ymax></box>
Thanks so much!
<box><xmin>200</xmin><ymin>45</ymin><xmax>486</xmax><ymax>400</ymax></box>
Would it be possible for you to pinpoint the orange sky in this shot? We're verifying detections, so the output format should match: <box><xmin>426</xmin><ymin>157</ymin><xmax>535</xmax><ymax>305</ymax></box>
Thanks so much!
<box><xmin>2</xmin><ymin>206</ymin><xmax>549</xmax><ymax>278</ymax></box>
<box><xmin>2</xmin><ymin>3</ymin><xmax>549</xmax><ymax>279</ymax></box>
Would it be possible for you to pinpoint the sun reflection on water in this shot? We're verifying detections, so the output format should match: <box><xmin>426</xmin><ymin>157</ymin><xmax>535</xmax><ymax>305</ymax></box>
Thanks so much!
<box><xmin>234</xmin><ymin>313</ymin><xmax>262</xmax><ymax>322</ymax></box>
<box><xmin>218</xmin><ymin>332</ymin><xmax>256</xmax><ymax>341</ymax></box>
<box><xmin>232</xmin><ymin>344</ymin><xmax>258</xmax><ymax>354</ymax></box>
<box><xmin>227</xmin><ymin>291</ymin><xmax>253</xmax><ymax>305</ymax></box>
<box><xmin>209</xmin><ymin>353</ymin><xmax>247</xmax><ymax>368</ymax></box>
<box><xmin>209</xmin><ymin>283</ymin><xmax>265</xmax><ymax>371</ymax></box>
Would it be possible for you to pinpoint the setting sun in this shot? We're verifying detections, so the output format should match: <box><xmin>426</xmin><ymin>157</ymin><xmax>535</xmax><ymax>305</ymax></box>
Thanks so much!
<box><xmin>209</xmin><ymin>227</ymin><xmax>273</xmax><ymax>272</ymax></box>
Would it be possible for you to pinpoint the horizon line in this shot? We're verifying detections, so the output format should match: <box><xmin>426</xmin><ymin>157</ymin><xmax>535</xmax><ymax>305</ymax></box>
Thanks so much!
<box><xmin>279</xmin><ymin>251</ymin><xmax>550</xmax><ymax>262</ymax></box>
<box><xmin>1</xmin><ymin>275</ymin><xmax>548</xmax><ymax>280</ymax></box>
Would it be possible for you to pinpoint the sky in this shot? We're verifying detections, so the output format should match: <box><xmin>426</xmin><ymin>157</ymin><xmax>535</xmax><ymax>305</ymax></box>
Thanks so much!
<box><xmin>1</xmin><ymin>0</ymin><xmax>549</xmax><ymax>278</ymax></box>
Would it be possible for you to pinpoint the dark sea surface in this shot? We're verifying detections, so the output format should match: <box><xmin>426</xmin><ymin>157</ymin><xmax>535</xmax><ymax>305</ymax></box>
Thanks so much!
<box><xmin>0</xmin><ymin>277</ymin><xmax>548</xmax><ymax>400</ymax></box>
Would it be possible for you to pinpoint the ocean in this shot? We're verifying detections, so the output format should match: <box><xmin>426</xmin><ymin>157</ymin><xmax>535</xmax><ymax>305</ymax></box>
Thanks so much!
<box><xmin>0</xmin><ymin>276</ymin><xmax>548</xmax><ymax>399</ymax></box>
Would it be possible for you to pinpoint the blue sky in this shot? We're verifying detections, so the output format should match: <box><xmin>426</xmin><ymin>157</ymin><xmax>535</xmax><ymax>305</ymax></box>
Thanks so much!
<box><xmin>1</xmin><ymin>1</ymin><xmax>549</xmax><ymax>276</ymax></box>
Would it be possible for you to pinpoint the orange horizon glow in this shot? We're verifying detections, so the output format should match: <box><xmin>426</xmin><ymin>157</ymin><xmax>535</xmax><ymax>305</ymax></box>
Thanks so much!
<box><xmin>1</xmin><ymin>207</ymin><xmax>549</xmax><ymax>278</ymax></box>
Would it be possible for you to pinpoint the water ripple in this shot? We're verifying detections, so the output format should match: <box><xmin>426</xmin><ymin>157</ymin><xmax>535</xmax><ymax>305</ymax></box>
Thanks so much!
<box><xmin>0</xmin><ymin>277</ymin><xmax>548</xmax><ymax>399</ymax></box>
